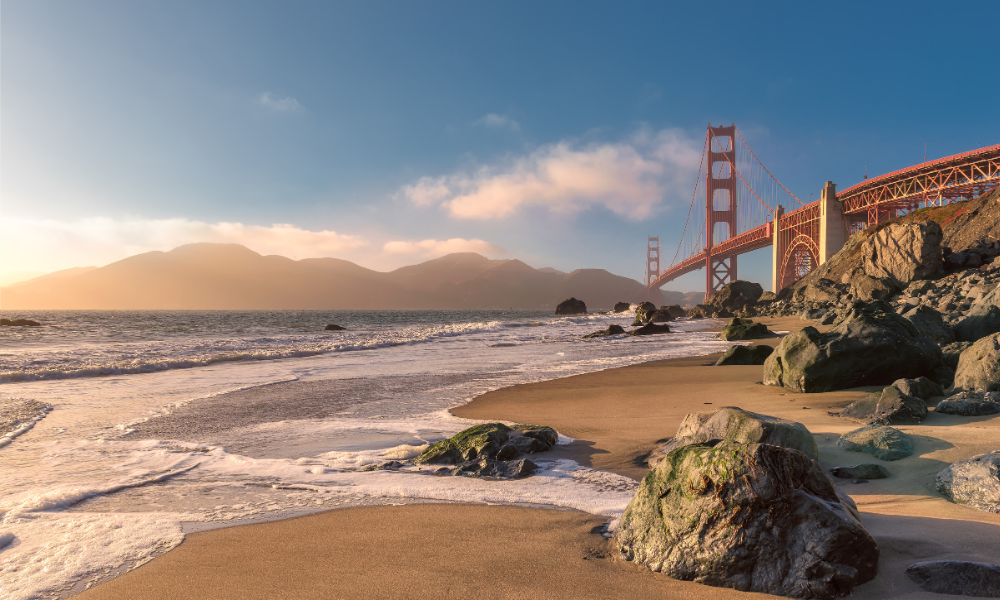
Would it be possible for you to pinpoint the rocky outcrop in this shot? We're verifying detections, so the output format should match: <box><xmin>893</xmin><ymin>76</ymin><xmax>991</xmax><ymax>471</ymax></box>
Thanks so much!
<box><xmin>891</xmin><ymin>376</ymin><xmax>943</xmax><ymax>400</ymax></box>
<box><xmin>903</xmin><ymin>305</ymin><xmax>955</xmax><ymax>345</ymax></box>
<box><xmin>555</xmin><ymin>297</ymin><xmax>587</xmax><ymax>315</ymax></box>
<box><xmin>862</xmin><ymin>221</ymin><xmax>944</xmax><ymax>286</ymax></box>
<box><xmin>829</xmin><ymin>464</ymin><xmax>890</xmax><ymax>480</ymax></box>
<box><xmin>839</xmin><ymin>386</ymin><xmax>927</xmax><ymax>425</ymax></box>
<box><xmin>0</xmin><ymin>318</ymin><xmax>41</xmax><ymax>327</ymax></box>
<box><xmin>763</xmin><ymin>308</ymin><xmax>941</xmax><ymax>393</ymax></box>
<box><xmin>953</xmin><ymin>333</ymin><xmax>1000</xmax><ymax>392</ymax></box>
<box><xmin>648</xmin><ymin>308</ymin><xmax>675</xmax><ymax>323</ymax></box>
<box><xmin>583</xmin><ymin>324</ymin><xmax>626</xmax><ymax>338</ymax></box>
<box><xmin>954</xmin><ymin>286</ymin><xmax>1000</xmax><ymax>342</ymax></box>
<box><xmin>632</xmin><ymin>301</ymin><xmax>657</xmax><ymax>325</ymax></box>
<box><xmin>935</xmin><ymin>449</ymin><xmax>1000</xmax><ymax>513</ymax></box>
<box><xmin>415</xmin><ymin>423</ymin><xmax>557</xmax><ymax>478</ymax></box>
<box><xmin>706</xmin><ymin>280</ymin><xmax>764</xmax><ymax>314</ymax></box>
<box><xmin>716</xmin><ymin>318</ymin><xmax>773</xmax><ymax>341</ymax></box>
<box><xmin>715</xmin><ymin>345</ymin><xmax>774</xmax><ymax>366</ymax></box>
<box><xmin>850</xmin><ymin>273</ymin><xmax>900</xmax><ymax>302</ymax></box>
<box><xmin>664</xmin><ymin>304</ymin><xmax>687</xmax><ymax>318</ymax></box>
<box><xmin>613</xmin><ymin>301</ymin><xmax>631</xmax><ymax>313</ymax></box>
<box><xmin>935</xmin><ymin>391</ymin><xmax>1000</xmax><ymax>416</ymax></box>
<box><xmin>905</xmin><ymin>560</ymin><xmax>1000</xmax><ymax>598</ymax></box>
<box><xmin>630</xmin><ymin>323</ymin><xmax>671</xmax><ymax>336</ymax></box>
<box><xmin>837</xmin><ymin>425</ymin><xmax>914</xmax><ymax>461</ymax></box>
<box><xmin>687</xmin><ymin>304</ymin><xmax>733</xmax><ymax>319</ymax></box>
<box><xmin>324</xmin><ymin>323</ymin><xmax>346</xmax><ymax>331</ymax></box>
<box><xmin>616</xmin><ymin>441</ymin><xmax>879</xmax><ymax>598</ymax></box>
<box><xmin>646</xmin><ymin>407</ymin><xmax>818</xmax><ymax>466</ymax></box>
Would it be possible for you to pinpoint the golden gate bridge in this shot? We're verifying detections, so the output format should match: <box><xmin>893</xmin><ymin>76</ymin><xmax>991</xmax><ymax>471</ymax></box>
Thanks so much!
<box><xmin>646</xmin><ymin>125</ymin><xmax>1000</xmax><ymax>299</ymax></box>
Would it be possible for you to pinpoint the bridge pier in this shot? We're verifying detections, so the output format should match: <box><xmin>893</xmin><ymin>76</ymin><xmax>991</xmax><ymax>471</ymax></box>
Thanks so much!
<box><xmin>771</xmin><ymin>205</ymin><xmax>784</xmax><ymax>293</ymax></box>
<box><xmin>818</xmin><ymin>181</ymin><xmax>847</xmax><ymax>264</ymax></box>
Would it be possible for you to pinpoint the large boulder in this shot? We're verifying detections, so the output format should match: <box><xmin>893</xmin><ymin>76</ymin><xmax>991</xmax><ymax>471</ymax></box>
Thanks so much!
<box><xmin>647</xmin><ymin>407</ymin><xmax>818</xmax><ymax>466</ymax></box>
<box><xmin>613</xmin><ymin>302</ymin><xmax>631</xmax><ymax>313</ymax></box>
<box><xmin>799</xmin><ymin>278</ymin><xmax>844</xmax><ymax>304</ymax></box>
<box><xmin>706</xmin><ymin>280</ymin><xmax>764</xmax><ymax>314</ymax></box>
<box><xmin>903</xmin><ymin>306</ymin><xmax>955</xmax><ymax>345</ymax></box>
<box><xmin>555</xmin><ymin>297</ymin><xmax>587</xmax><ymax>315</ymax></box>
<box><xmin>935</xmin><ymin>391</ymin><xmax>1000</xmax><ymax>416</ymax></box>
<box><xmin>954</xmin><ymin>287</ymin><xmax>1000</xmax><ymax>342</ymax></box>
<box><xmin>953</xmin><ymin>333</ymin><xmax>1000</xmax><ymax>392</ymax></box>
<box><xmin>630</xmin><ymin>323</ymin><xmax>671</xmax><ymax>336</ymax></box>
<box><xmin>716</xmin><ymin>318</ymin><xmax>772</xmax><ymax>341</ymax></box>
<box><xmin>664</xmin><ymin>304</ymin><xmax>687</xmax><ymax>318</ymax></box>
<box><xmin>837</xmin><ymin>425</ymin><xmax>914</xmax><ymax>461</ymax></box>
<box><xmin>839</xmin><ymin>386</ymin><xmax>927</xmax><ymax>425</ymax></box>
<box><xmin>616</xmin><ymin>442</ymin><xmax>879</xmax><ymax>598</ymax></box>
<box><xmin>763</xmin><ymin>309</ymin><xmax>942</xmax><ymax>393</ymax></box>
<box><xmin>715</xmin><ymin>345</ymin><xmax>774</xmax><ymax>366</ymax></box>
<box><xmin>862</xmin><ymin>221</ymin><xmax>944</xmax><ymax>286</ymax></box>
<box><xmin>632</xmin><ymin>301</ymin><xmax>657</xmax><ymax>325</ymax></box>
<box><xmin>415</xmin><ymin>423</ymin><xmax>557</xmax><ymax>478</ymax></box>
<box><xmin>935</xmin><ymin>449</ymin><xmax>1000</xmax><ymax>513</ymax></box>
<box><xmin>850</xmin><ymin>273</ymin><xmax>899</xmax><ymax>302</ymax></box>
<box><xmin>892</xmin><ymin>376</ymin><xmax>943</xmax><ymax>400</ymax></box>
<box><xmin>648</xmin><ymin>308</ymin><xmax>675</xmax><ymax>323</ymax></box>
<box><xmin>905</xmin><ymin>561</ymin><xmax>1000</xmax><ymax>598</ymax></box>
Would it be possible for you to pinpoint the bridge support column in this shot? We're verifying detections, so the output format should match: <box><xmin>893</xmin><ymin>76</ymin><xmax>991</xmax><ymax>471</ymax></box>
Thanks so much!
<box><xmin>818</xmin><ymin>181</ymin><xmax>846</xmax><ymax>265</ymax></box>
<box><xmin>771</xmin><ymin>205</ymin><xmax>784</xmax><ymax>293</ymax></box>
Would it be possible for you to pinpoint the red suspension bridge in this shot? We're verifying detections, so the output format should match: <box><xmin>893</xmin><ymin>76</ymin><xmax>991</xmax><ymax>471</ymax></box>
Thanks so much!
<box><xmin>646</xmin><ymin>124</ymin><xmax>1000</xmax><ymax>299</ymax></box>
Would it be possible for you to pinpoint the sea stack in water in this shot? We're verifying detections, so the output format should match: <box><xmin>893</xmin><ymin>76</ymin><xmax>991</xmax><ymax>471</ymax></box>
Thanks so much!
<box><xmin>555</xmin><ymin>297</ymin><xmax>587</xmax><ymax>315</ymax></box>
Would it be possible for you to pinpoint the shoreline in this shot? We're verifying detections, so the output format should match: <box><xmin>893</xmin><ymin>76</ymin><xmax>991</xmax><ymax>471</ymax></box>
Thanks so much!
<box><xmin>71</xmin><ymin>315</ymin><xmax>1000</xmax><ymax>599</ymax></box>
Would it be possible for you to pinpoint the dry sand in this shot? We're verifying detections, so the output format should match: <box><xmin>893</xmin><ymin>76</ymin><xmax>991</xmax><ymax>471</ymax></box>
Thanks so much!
<box><xmin>75</xmin><ymin>316</ymin><xmax>1000</xmax><ymax>599</ymax></box>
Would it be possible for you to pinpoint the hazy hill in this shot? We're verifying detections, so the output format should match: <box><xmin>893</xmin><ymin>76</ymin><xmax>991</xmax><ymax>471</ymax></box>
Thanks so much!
<box><xmin>0</xmin><ymin>243</ymin><xmax>687</xmax><ymax>310</ymax></box>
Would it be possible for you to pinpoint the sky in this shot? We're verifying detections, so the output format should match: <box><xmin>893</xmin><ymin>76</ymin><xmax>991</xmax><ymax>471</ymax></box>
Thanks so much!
<box><xmin>3</xmin><ymin>0</ymin><xmax>999</xmax><ymax>290</ymax></box>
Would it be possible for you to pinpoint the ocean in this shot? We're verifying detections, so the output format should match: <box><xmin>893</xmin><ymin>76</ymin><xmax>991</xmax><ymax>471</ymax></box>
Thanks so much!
<box><xmin>0</xmin><ymin>308</ymin><xmax>729</xmax><ymax>598</ymax></box>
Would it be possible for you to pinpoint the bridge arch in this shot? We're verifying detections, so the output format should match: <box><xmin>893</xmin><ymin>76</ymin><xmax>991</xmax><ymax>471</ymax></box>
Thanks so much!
<box><xmin>778</xmin><ymin>234</ymin><xmax>819</xmax><ymax>291</ymax></box>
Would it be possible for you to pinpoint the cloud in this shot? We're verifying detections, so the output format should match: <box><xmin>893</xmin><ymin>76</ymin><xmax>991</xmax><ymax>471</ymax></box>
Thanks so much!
<box><xmin>382</xmin><ymin>238</ymin><xmax>505</xmax><ymax>259</ymax></box>
<box><xmin>474</xmin><ymin>113</ymin><xmax>521</xmax><ymax>132</ymax></box>
<box><xmin>258</xmin><ymin>92</ymin><xmax>301</xmax><ymax>112</ymax></box>
<box><xmin>398</xmin><ymin>128</ymin><xmax>701</xmax><ymax>220</ymax></box>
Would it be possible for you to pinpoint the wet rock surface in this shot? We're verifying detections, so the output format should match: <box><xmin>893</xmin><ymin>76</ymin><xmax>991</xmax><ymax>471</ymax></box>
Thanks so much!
<box><xmin>415</xmin><ymin>423</ymin><xmax>557</xmax><ymax>479</ymax></box>
<box><xmin>935</xmin><ymin>391</ymin><xmax>1000</xmax><ymax>416</ymax></box>
<box><xmin>616</xmin><ymin>441</ymin><xmax>879</xmax><ymax>599</ymax></box>
<box><xmin>632</xmin><ymin>301</ymin><xmax>657</xmax><ymax>325</ymax></box>
<box><xmin>629</xmin><ymin>323</ymin><xmax>671</xmax><ymax>336</ymax></box>
<box><xmin>714</xmin><ymin>345</ymin><xmax>774</xmax><ymax>366</ymax></box>
<box><xmin>905</xmin><ymin>560</ymin><xmax>1000</xmax><ymax>597</ymax></box>
<box><xmin>555</xmin><ymin>297</ymin><xmax>587</xmax><ymax>315</ymax></box>
<box><xmin>837</xmin><ymin>425</ymin><xmax>914</xmax><ymax>461</ymax></box>
<box><xmin>582</xmin><ymin>324</ymin><xmax>626</xmax><ymax>338</ymax></box>
<box><xmin>828</xmin><ymin>464</ymin><xmax>890</xmax><ymax>480</ymax></box>
<box><xmin>839</xmin><ymin>386</ymin><xmax>927</xmax><ymax>425</ymax></box>
<box><xmin>613</xmin><ymin>301</ymin><xmax>631</xmax><ymax>313</ymax></box>
<box><xmin>935</xmin><ymin>449</ymin><xmax>1000</xmax><ymax>513</ymax></box>
<box><xmin>647</xmin><ymin>407</ymin><xmax>818</xmax><ymax>466</ymax></box>
<box><xmin>324</xmin><ymin>323</ymin><xmax>346</xmax><ymax>331</ymax></box>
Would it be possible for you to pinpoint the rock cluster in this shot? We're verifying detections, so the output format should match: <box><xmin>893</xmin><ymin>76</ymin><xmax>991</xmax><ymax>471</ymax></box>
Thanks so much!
<box><xmin>414</xmin><ymin>423</ymin><xmax>557</xmax><ymax>479</ymax></box>
<box><xmin>935</xmin><ymin>391</ymin><xmax>1000</xmax><ymax>416</ymax></box>
<box><xmin>582</xmin><ymin>324</ymin><xmax>627</xmax><ymax>338</ymax></box>
<box><xmin>716</xmin><ymin>317</ymin><xmax>772</xmax><ymax>341</ymax></box>
<box><xmin>555</xmin><ymin>297</ymin><xmax>587</xmax><ymax>315</ymax></box>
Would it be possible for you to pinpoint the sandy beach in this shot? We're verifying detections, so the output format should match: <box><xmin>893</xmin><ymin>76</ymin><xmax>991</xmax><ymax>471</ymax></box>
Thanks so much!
<box><xmin>73</xmin><ymin>316</ymin><xmax>1000</xmax><ymax>599</ymax></box>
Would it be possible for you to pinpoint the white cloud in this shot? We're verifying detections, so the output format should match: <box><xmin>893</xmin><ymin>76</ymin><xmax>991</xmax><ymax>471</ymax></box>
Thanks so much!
<box><xmin>258</xmin><ymin>92</ymin><xmax>301</xmax><ymax>112</ymax></box>
<box><xmin>382</xmin><ymin>238</ymin><xmax>505</xmax><ymax>259</ymax></box>
<box><xmin>398</xmin><ymin>128</ymin><xmax>701</xmax><ymax>220</ymax></box>
<box><xmin>475</xmin><ymin>113</ymin><xmax>521</xmax><ymax>132</ymax></box>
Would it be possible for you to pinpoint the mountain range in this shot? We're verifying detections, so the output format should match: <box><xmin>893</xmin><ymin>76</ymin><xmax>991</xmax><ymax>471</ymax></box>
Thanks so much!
<box><xmin>0</xmin><ymin>243</ymin><xmax>703</xmax><ymax>310</ymax></box>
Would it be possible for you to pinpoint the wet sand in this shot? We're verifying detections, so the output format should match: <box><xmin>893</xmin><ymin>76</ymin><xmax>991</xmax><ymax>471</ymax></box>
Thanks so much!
<box><xmin>74</xmin><ymin>316</ymin><xmax>1000</xmax><ymax>599</ymax></box>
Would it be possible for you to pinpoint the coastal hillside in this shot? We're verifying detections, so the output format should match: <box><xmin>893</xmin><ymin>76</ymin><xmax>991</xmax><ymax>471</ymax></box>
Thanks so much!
<box><xmin>0</xmin><ymin>243</ymin><xmax>676</xmax><ymax>310</ymax></box>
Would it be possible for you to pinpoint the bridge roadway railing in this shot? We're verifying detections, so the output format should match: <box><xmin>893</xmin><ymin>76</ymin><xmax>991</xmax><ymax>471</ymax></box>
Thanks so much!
<box><xmin>649</xmin><ymin>220</ymin><xmax>776</xmax><ymax>288</ymax></box>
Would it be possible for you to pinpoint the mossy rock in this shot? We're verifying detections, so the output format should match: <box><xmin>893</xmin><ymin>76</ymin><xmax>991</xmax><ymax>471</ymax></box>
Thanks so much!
<box><xmin>415</xmin><ymin>423</ymin><xmax>557</xmax><ymax>478</ymax></box>
<box><xmin>716</xmin><ymin>317</ymin><xmax>772</xmax><ymax>341</ymax></box>
<box><xmin>416</xmin><ymin>423</ymin><xmax>512</xmax><ymax>465</ymax></box>
<box><xmin>616</xmin><ymin>441</ymin><xmax>879</xmax><ymax>597</ymax></box>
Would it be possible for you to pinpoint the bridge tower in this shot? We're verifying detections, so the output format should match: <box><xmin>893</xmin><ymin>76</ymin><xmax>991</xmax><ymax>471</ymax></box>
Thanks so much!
<box><xmin>705</xmin><ymin>125</ymin><xmax>738</xmax><ymax>299</ymax></box>
<box><xmin>646</xmin><ymin>237</ymin><xmax>660</xmax><ymax>300</ymax></box>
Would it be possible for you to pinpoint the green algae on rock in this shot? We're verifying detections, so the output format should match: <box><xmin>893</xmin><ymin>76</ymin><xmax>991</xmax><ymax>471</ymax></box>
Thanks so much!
<box><xmin>415</xmin><ymin>423</ymin><xmax>557</xmax><ymax>479</ymax></box>
<box><xmin>716</xmin><ymin>318</ymin><xmax>772</xmax><ymax>341</ymax></box>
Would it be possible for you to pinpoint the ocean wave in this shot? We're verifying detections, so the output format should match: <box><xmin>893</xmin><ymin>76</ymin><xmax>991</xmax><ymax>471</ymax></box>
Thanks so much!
<box><xmin>0</xmin><ymin>320</ymin><xmax>505</xmax><ymax>383</ymax></box>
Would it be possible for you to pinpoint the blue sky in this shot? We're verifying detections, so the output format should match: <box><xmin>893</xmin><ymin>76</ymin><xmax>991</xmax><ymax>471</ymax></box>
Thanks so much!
<box><xmin>3</xmin><ymin>0</ymin><xmax>998</xmax><ymax>289</ymax></box>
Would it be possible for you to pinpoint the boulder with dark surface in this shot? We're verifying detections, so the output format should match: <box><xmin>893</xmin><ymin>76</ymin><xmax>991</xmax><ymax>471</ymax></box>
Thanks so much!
<box><xmin>686</xmin><ymin>304</ymin><xmax>733</xmax><ymax>319</ymax></box>
<box><xmin>839</xmin><ymin>386</ymin><xmax>927</xmax><ymax>425</ymax></box>
<box><xmin>763</xmin><ymin>309</ymin><xmax>942</xmax><ymax>393</ymax></box>
<box><xmin>800</xmin><ymin>278</ymin><xmax>845</xmax><ymax>304</ymax></box>
<box><xmin>837</xmin><ymin>425</ymin><xmax>914</xmax><ymax>461</ymax></box>
<box><xmin>648</xmin><ymin>308</ymin><xmax>675</xmax><ymax>323</ymax></box>
<box><xmin>953</xmin><ymin>333</ymin><xmax>1000</xmax><ymax>392</ymax></box>
<box><xmin>664</xmin><ymin>304</ymin><xmax>687</xmax><ymax>318</ymax></box>
<box><xmin>324</xmin><ymin>323</ymin><xmax>346</xmax><ymax>331</ymax></box>
<box><xmin>646</xmin><ymin>407</ymin><xmax>818</xmax><ymax>466</ymax></box>
<box><xmin>935</xmin><ymin>391</ymin><xmax>1000</xmax><ymax>416</ymax></box>
<box><xmin>892</xmin><ymin>376</ymin><xmax>943</xmax><ymax>400</ymax></box>
<box><xmin>905</xmin><ymin>561</ymin><xmax>1000</xmax><ymax>598</ymax></box>
<box><xmin>555</xmin><ymin>297</ymin><xmax>587</xmax><ymax>315</ymax></box>
<box><xmin>632</xmin><ymin>301</ymin><xmax>657</xmax><ymax>324</ymax></box>
<box><xmin>716</xmin><ymin>317</ymin><xmax>773</xmax><ymax>341</ymax></box>
<box><xmin>935</xmin><ymin>449</ymin><xmax>1000</xmax><ymax>513</ymax></box>
<box><xmin>862</xmin><ymin>221</ymin><xmax>944</xmax><ymax>286</ymax></box>
<box><xmin>706</xmin><ymin>280</ymin><xmax>764</xmax><ymax>314</ymax></box>
<box><xmin>941</xmin><ymin>341</ymin><xmax>973</xmax><ymax>369</ymax></box>
<box><xmin>850</xmin><ymin>273</ymin><xmax>900</xmax><ymax>302</ymax></box>
<box><xmin>415</xmin><ymin>423</ymin><xmax>557</xmax><ymax>479</ymax></box>
<box><xmin>954</xmin><ymin>287</ymin><xmax>1000</xmax><ymax>342</ymax></box>
<box><xmin>613</xmin><ymin>301</ymin><xmax>631</xmax><ymax>313</ymax></box>
<box><xmin>903</xmin><ymin>305</ymin><xmax>955</xmax><ymax>345</ymax></box>
<box><xmin>0</xmin><ymin>318</ymin><xmax>41</xmax><ymax>327</ymax></box>
<box><xmin>629</xmin><ymin>323</ymin><xmax>671</xmax><ymax>336</ymax></box>
<box><xmin>715</xmin><ymin>345</ymin><xmax>774</xmax><ymax>366</ymax></box>
<box><xmin>583</xmin><ymin>324</ymin><xmax>626</xmax><ymax>338</ymax></box>
<box><xmin>616</xmin><ymin>442</ymin><xmax>879</xmax><ymax>599</ymax></box>
<box><xmin>829</xmin><ymin>464</ymin><xmax>890</xmax><ymax>480</ymax></box>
